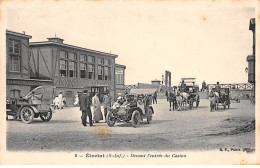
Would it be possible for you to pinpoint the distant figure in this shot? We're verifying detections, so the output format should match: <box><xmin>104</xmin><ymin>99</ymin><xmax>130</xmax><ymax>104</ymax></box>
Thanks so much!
<box><xmin>201</xmin><ymin>81</ymin><xmax>207</xmax><ymax>92</ymax></box>
<box><xmin>62</xmin><ymin>96</ymin><xmax>67</xmax><ymax>107</ymax></box>
<box><xmin>92</xmin><ymin>93</ymin><xmax>103</xmax><ymax>123</ymax></box>
<box><xmin>180</xmin><ymin>80</ymin><xmax>186</xmax><ymax>92</ymax></box>
<box><xmin>58</xmin><ymin>92</ymin><xmax>64</xmax><ymax>109</ymax></box>
<box><xmin>153</xmin><ymin>91</ymin><xmax>157</xmax><ymax>104</ymax></box>
<box><xmin>79</xmin><ymin>90</ymin><xmax>92</xmax><ymax>126</ymax></box>
<box><xmin>53</xmin><ymin>96</ymin><xmax>60</xmax><ymax>109</ymax></box>
<box><xmin>166</xmin><ymin>90</ymin><xmax>168</xmax><ymax>101</ymax></box>
<box><xmin>215</xmin><ymin>81</ymin><xmax>221</xmax><ymax>93</ymax></box>
<box><xmin>74</xmin><ymin>92</ymin><xmax>79</xmax><ymax>106</ymax></box>
<box><xmin>103</xmin><ymin>92</ymin><xmax>112</xmax><ymax>121</ymax></box>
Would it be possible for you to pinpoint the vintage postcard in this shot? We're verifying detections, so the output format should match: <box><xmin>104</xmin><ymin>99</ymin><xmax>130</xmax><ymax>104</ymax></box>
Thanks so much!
<box><xmin>0</xmin><ymin>0</ymin><xmax>259</xmax><ymax>165</ymax></box>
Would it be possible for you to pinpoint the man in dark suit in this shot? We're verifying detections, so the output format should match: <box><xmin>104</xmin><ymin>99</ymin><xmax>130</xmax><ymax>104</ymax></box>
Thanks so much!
<box><xmin>79</xmin><ymin>90</ymin><xmax>93</xmax><ymax>127</ymax></box>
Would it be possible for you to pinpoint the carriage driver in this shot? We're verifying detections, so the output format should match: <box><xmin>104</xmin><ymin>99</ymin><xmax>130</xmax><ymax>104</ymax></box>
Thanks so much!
<box><xmin>215</xmin><ymin>82</ymin><xmax>221</xmax><ymax>93</ymax></box>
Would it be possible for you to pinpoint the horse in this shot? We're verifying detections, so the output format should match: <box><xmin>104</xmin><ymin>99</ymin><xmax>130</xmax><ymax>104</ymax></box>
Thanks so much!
<box><xmin>208</xmin><ymin>91</ymin><xmax>218</xmax><ymax>112</ymax></box>
<box><xmin>176</xmin><ymin>91</ymin><xmax>189</xmax><ymax>111</ymax></box>
<box><xmin>214</xmin><ymin>92</ymin><xmax>219</xmax><ymax>110</ymax></box>
<box><xmin>168</xmin><ymin>91</ymin><xmax>177</xmax><ymax>111</ymax></box>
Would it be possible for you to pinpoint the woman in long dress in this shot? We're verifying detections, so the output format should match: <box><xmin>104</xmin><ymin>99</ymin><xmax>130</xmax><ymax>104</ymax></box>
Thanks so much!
<box><xmin>92</xmin><ymin>93</ymin><xmax>103</xmax><ymax>122</ymax></box>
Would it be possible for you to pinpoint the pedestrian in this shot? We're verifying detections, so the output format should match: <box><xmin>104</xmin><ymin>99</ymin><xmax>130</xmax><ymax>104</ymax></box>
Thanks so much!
<box><xmin>153</xmin><ymin>91</ymin><xmax>157</xmax><ymax>104</ymax></box>
<box><xmin>62</xmin><ymin>96</ymin><xmax>67</xmax><ymax>107</ymax></box>
<box><xmin>103</xmin><ymin>92</ymin><xmax>112</xmax><ymax>121</ymax></box>
<box><xmin>58</xmin><ymin>92</ymin><xmax>64</xmax><ymax>109</ymax></box>
<box><xmin>215</xmin><ymin>81</ymin><xmax>221</xmax><ymax>93</ymax></box>
<box><xmin>74</xmin><ymin>92</ymin><xmax>79</xmax><ymax>106</ymax></box>
<box><xmin>92</xmin><ymin>93</ymin><xmax>103</xmax><ymax>123</ymax></box>
<box><xmin>79</xmin><ymin>90</ymin><xmax>92</xmax><ymax>127</ymax></box>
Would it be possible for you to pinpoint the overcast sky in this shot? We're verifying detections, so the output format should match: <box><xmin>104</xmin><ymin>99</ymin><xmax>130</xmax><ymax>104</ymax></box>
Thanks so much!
<box><xmin>3</xmin><ymin>0</ymin><xmax>255</xmax><ymax>86</ymax></box>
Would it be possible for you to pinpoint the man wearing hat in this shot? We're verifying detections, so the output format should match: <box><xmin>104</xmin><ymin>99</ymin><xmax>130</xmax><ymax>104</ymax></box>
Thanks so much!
<box><xmin>79</xmin><ymin>90</ymin><xmax>93</xmax><ymax>126</ymax></box>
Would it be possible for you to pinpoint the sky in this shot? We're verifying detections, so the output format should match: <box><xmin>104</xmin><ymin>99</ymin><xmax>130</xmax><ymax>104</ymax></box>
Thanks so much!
<box><xmin>2</xmin><ymin>0</ymin><xmax>256</xmax><ymax>87</ymax></box>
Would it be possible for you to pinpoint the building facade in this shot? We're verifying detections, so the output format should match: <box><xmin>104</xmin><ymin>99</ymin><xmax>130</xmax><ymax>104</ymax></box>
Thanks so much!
<box><xmin>115</xmin><ymin>64</ymin><xmax>126</xmax><ymax>96</ymax></box>
<box><xmin>247</xmin><ymin>18</ymin><xmax>255</xmax><ymax>83</ymax></box>
<box><xmin>6</xmin><ymin>30</ymin><xmax>125</xmax><ymax>105</ymax></box>
<box><xmin>6</xmin><ymin>30</ymin><xmax>53</xmax><ymax>99</ymax></box>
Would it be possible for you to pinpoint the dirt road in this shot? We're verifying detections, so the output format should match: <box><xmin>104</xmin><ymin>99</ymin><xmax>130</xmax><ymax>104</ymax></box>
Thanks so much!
<box><xmin>6</xmin><ymin>99</ymin><xmax>255</xmax><ymax>151</ymax></box>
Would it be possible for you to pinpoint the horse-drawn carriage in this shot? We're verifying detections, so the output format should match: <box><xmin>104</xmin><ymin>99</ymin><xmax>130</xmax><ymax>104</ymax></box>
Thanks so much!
<box><xmin>178</xmin><ymin>78</ymin><xmax>200</xmax><ymax>109</ymax></box>
<box><xmin>6</xmin><ymin>85</ymin><xmax>56</xmax><ymax>124</ymax></box>
<box><xmin>106</xmin><ymin>89</ymin><xmax>155</xmax><ymax>128</ymax></box>
<box><xmin>216</xmin><ymin>88</ymin><xmax>231</xmax><ymax>110</ymax></box>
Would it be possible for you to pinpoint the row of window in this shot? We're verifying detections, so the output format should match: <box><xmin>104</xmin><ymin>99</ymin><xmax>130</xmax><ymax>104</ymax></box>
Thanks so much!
<box><xmin>60</xmin><ymin>51</ymin><xmax>111</xmax><ymax>80</ymax></box>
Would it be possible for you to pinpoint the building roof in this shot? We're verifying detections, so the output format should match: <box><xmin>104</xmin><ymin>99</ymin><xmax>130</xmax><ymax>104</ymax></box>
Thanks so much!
<box><xmin>6</xmin><ymin>30</ymin><xmax>32</xmax><ymax>39</ymax></box>
<box><xmin>115</xmin><ymin>63</ymin><xmax>126</xmax><ymax>68</ymax></box>
<box><xmin>30</xmin><ymin>41</ymin><xmax>118</xmax><ymax>58</ymax></box>
<box><xmin>151</xmin><ymin>79</ymin><xmax>161</xmax><ymax>82</ymax></box>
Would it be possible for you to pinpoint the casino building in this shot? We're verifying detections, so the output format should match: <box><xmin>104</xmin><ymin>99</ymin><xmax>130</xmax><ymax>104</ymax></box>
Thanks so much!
<box><xmin>6</xmin><ymin>30</ymin><xmax>126</xmax><ymax>105</ymax></box>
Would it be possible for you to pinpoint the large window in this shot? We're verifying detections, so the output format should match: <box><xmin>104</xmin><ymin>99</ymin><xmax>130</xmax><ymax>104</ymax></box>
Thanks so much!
<box><xmin>60</xmin><ymin>60</ymin><xmax>68</xmax><ymax>77</ymax></box>
<box><xmin>115</xmin><ymin>69</ymin><xmax>124</xmax><ymax>84</ymax></box>
<box><xmin>80</xmin><ymin>63</ymin><xmax>87</xmax><ymax>78</ymax></box>
<box><xmin>69</xmin><ymin>61</ymin><xmax>77</xmax><ymax>78</ymax></box>
<box><xmin>98</xmin><ymin>66</ymin><xmax>104</xmax><ymax>80</ymax></box>
<box><xmin>88</xmin><ymin>55</ymin><xmax>95</xmax><ymax>63</ymax></box>
<box><xmin>88</xmin><ymin>64</ymin><xmax>95</xmax><ymax>79</ymax></box>
<box><xmin>9</xmin><ymin>39</ymin><xmax>21</xmax><ymax>72</ymax></box>
<box><xmin>80</xmin><ymin>54</ymin><xmax>87</xmax><ymax>78</ymax></box>
<box><xmin>104</xmin><ymin>67</ymin><xmax>110</xmax><ymax>80</ymax></box>
<box><xmin>9</xmin><ymin>40</ymin><xmax>20</xmax><ymax>54</ymax></box>
<box><xmin>60</xmin><ymin>51</ymin><xmax>77</xmax><ymax>78</ymax></box>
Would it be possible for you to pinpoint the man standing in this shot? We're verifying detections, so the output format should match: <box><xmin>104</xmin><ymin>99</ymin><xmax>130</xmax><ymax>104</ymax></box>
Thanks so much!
<box><xmin>79</xmin><ymin>90</ymin><xmax>92</xmax><ymax>127</ymax></box>
<box><xmin>103</xmin><ymin>92</ymin><xmax>112</xmax><ymax>122</ymax></box>
<box><xmin>153</xmin><ymin>91</ymin><xmax>157</xmax><ymax>104</ymax></box>
<box><xmin>215</xmin><ymin>81</ymin><xmax>221</xmax><ymax>93</ymax></box>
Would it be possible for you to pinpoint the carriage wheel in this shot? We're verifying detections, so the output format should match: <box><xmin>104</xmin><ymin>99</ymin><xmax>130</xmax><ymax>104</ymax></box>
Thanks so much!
<box><xmin>20</xmin><ymin>106</ymin><xmax>34</xmax><ymax>124</ymax></box>
<box><xmin>196</xmin><ymin>100</ymin><xmax>199</xmax><ymax>108</ymax></box>
<box><xmin>132</xmin><ymin>110</ymin><xmax>141</xmax><ymax>128</ymax></box>
<box><xmin>147</xmin><ymin>108</ymin><xmax>153</xmax><ymax>124</ymax></box>
<box><xmin>40</xmin><ymin>111</ymin><xmax>52</xmax><ymax>122</ymax></box>
<box><xmin>189</xmin><ymin>100</ymin><xmax>193</xmax><ymax>110</ymax></box>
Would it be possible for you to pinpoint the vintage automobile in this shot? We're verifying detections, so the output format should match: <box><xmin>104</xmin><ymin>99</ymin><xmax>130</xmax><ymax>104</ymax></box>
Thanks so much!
<box><xmin>106</xmin><ymin>89</ymin><xmax>155</xmax><ymax>128</ymax></box>
<box><xmin>216</xmin><ymin>88</ymin><xmax>231</xmax><ymax>110</ymax></box>
<box><xmin>6</xmin><ymin>85</ymin><xmax>56</xmax><ymax>124</ymax></box>
<box><xmin>178</xmin><ymin>78</ymin><xmax>200</xmax><ymax>109</ymax></box>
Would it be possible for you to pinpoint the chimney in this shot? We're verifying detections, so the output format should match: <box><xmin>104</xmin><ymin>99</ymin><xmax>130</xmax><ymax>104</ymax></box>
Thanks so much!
<box><xmin>47</xmin><ymin>37</ymin><xmax>64</xmax><ymax>44</ymax></box>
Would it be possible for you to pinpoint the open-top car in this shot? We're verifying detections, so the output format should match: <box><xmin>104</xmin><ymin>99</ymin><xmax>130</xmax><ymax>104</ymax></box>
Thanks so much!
<box><xmin>106</xmin><ymin>89</ymin><xmax>155</xmax><ymax>128</ymax></box>
<box><xmin>6</xmin><ymin>85</ymin><xmax>56</xmax><ymax>124</ymax></box>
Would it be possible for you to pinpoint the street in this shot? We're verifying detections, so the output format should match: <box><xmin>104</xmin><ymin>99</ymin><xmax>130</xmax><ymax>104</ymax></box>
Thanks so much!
<box><xmin>6</xmin><ymin>99</ymin><xmax>255</xmax><ymax>151</ymax></box>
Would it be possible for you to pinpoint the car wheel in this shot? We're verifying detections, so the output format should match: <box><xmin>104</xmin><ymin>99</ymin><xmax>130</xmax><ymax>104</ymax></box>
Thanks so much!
<box><xmin>40</xmin><ymin>111</ymin><xmax>52</xmax><ymax>122</ymax></box>
<box><xmin>20</xmin><ymin>106</ymin><xmax>34</xmax><ymax>124</ymax></box>
<box><xmin>132</xmin><ymin>110</ymin><xmax>141</xmax><ymax>128</ymax></box>
<box><xmin>106</xmin><ymin>112</ymin><xmax>116</xmax><ymax>127</ymax></box>
<box><xmin>147</xmin><ymin>108</ymin><xmax>153</xmax><ymax>124</ymax></box>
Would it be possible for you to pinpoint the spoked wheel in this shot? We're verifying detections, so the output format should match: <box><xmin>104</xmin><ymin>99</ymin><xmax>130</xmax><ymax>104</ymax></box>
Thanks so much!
<box><xmin>147</xmin><ymin>108</ymin><xmax>153</xmax><ymax>124</ymax></box>
<box><xmin>223</xmin><ymin>101</ymin><xmax>226</xmax><ymax>110</ymax></box>
<box><xmin>189</xmin><ymin>100</ymin><xmax>193</xmax><ymax>110</ymax></box>
<box><xmin>40</xmin><ymin>111</ymin><xmax>52</xmax><ymax>122</ymax></box>
<box><xmin>20</xmin><ymin>106</ymin><xmax>34</xmax><ymax>124</ymax></box>
<box><xmin>196</xmin><ymin>100</ymin><xmax>199</xmax><ymax>108</ymax></box>
<box><xmin>106</xmin><ymin>112</ymin><xmax>116</xmax><ymax>127</ymax></box>
<box><xmin>132</xmin><ymin>110</ymin><xmax>141</xmax><ymax>128</ymax></box>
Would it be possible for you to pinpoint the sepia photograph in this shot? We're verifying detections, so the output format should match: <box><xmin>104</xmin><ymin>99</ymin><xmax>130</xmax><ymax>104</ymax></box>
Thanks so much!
<box><xmin>0</xmin><ymin>0</ymin><xmax>259</xmax><ymax>165</ymax></box>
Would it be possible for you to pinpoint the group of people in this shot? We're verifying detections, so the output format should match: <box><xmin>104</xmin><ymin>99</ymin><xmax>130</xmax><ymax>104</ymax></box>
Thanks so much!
<box><xmin>53</xmin><ymin>92</ymin><xmax>67</xmax><ymax>109</ymax></box>
<box><xmin>75</xmin><ymin>90</ymin><xmax>112</xmax><ymax>127</ymax></box>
